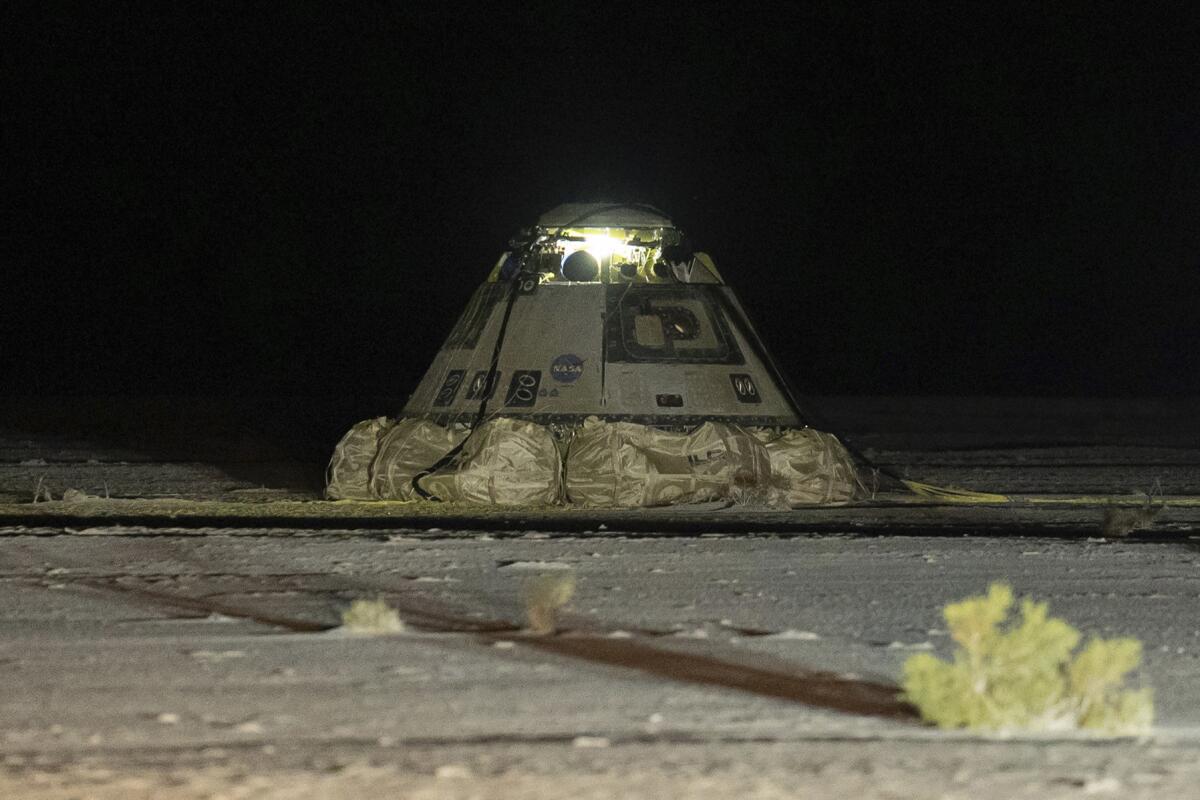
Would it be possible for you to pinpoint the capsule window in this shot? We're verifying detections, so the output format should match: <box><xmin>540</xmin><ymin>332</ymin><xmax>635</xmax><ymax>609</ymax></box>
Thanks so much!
<box><xmin>607</xmin><ymin>285</ymin><xmax>744</xmax><ymax>365</ymax></box>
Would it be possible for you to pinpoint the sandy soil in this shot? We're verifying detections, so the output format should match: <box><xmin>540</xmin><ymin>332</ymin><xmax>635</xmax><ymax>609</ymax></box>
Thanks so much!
<box><xmin>6</xmin><ymin>738</ymin><xmax>1200</xmax><ymax>800</ymax></box>
<box><xmin>3</xmin><ymin>530</ymin><xmax>1200</xmax><ymax>798</ymax></box>
<box><xmin>2</xmin><ymin>397</ymin><xmax>1199</xmax><ymax>798</ymax></box>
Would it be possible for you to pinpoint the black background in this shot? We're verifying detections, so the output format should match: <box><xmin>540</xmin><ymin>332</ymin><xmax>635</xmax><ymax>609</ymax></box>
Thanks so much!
<box><xmin>6</xmin><ymin>4</ymin><xmax>1199</xmax><ymax>399</ymax></box>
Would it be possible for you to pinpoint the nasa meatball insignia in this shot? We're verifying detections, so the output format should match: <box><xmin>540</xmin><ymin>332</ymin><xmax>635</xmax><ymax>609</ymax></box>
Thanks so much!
<box><xmin>550</xmin><ymin>354</ymin><xmax>584</xmax><ymax>383</ymax></box>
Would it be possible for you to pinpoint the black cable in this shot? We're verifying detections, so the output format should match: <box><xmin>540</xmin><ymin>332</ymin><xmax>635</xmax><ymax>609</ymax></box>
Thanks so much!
<box><xmin>413</xmin><ymin>202</ymin><xmax>876</xmax><ymax>500</ymax></box>
<box><xmin>411</xmin><ymin>203</ymin><xmax>671</xmax><ymax>499</ymax></box>
<box><xmin>411</xmin><ymin>271</ymin><xmax>523</xmax><ymax>499</ymax></box>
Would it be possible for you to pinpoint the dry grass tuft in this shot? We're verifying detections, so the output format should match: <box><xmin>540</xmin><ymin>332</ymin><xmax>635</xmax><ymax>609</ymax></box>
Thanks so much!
<box><xmin>32</xmin><ymin>476</ymin><xmax>53</xmax><ymax>503</ymax></box>
<box><xmin>1102</xmin><ymin>483</ymin><xmax>1166</xmax><ymax>538</ymax></box>
<box><xmin>522</xmin><ymin>573</ymin><xmax>576</xmax><ymax>635</ymax></box>
<box><xmin>62</xmin><ymin>488</ymin><xmax>101</xmax><ymax>504</ymax></box>
<box><xmin>340</xmin><ymin>598</ymin><xmax>405</xmax><ymax>635</ymax></box>
<box><xmin>1101</xmin><ymin>503</ymin><xmax>1163</xmax><ymax>538</ymax></box>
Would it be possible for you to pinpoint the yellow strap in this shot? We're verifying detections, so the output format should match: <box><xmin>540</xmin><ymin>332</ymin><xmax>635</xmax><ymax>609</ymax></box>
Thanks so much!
<box><xmin>901</xmin><ymin>480</ymin><xmax>1012</xmax><ymax>504</ymax></box>
<box><xmin>1021</xmin><ymin>495</ymin><xmax>1200</xmax><ymax>507</ymax></box>
<box><xmin>898</xmin><ymin>480</ymin><xmax>1200</xmax><ymax>507</ymax></box>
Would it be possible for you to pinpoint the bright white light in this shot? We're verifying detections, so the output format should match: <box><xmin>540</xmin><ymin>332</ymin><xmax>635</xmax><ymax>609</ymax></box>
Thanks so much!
<box><xmin>581</xmin><ymin>234</ymin><xmax>620</xmax><ymax>260</ymax></box>
<box><xmin>559</xmin><ymin>232</ymin><xmax>629</xmax><ymax>265</ymax></box>
<box><xmin>553</xmin><ymin>230</ymin><xmax>654</xmax><ymax>281</ymax></box>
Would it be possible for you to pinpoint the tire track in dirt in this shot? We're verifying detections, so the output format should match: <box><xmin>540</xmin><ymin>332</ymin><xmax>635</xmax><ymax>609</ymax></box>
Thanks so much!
<box><xmin>61</xmin><ymin>574</ymin><xmax>919</xmax><ymax>723</ymax></box>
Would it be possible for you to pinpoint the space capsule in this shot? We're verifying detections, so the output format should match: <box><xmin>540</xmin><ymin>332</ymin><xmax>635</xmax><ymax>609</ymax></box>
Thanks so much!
<box><xmin>327</xmin><ymin>203</ymin><xmax>862</xmax><ymax>507</ymax></box>
<box><xmin>402</xmin><ymin>202</ymin><xmax>805</xmax><ymax>427</ymax></box>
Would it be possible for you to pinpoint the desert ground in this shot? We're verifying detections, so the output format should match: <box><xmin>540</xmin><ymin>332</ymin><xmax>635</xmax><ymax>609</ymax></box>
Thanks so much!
<box><xmin>1</xmin><ymin>396</ymin><xmax>1198</xmax><ymax>798</ymax></box>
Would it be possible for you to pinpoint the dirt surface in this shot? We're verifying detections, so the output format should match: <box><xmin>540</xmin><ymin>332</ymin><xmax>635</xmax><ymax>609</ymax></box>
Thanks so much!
<box><xmin>6</xmin><ymin>739</ymin><xmax>1200</xmax><ymax>800</ymax></box>
<box><xmin>2</xmin><ymin>396</ymin><xmax>1199</xmax><ymax>798</ymax></box>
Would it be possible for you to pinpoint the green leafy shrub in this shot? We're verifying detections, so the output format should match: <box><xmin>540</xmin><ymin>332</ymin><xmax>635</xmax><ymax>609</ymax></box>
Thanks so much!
<box><xmin>902</xmin><ymin>583</ymin><xmax>1152</xmax><ymax>735</ymax></box>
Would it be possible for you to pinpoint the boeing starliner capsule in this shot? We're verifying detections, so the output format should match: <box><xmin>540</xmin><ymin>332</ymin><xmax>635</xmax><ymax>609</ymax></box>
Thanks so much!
<box><xmin>402</xmin><ymin>202</ymin><xmax>807</xmax><ymax>428</ymax></box>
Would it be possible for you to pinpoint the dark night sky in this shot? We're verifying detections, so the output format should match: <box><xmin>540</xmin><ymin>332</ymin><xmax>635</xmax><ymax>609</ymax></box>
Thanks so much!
<box><xmin>5</xmin><ymin>4</ymin><xmax>1200</xmax><ymax>398</ymax></box>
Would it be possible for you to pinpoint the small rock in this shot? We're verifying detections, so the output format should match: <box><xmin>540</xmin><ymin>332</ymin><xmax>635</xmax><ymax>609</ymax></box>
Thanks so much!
<box><xmin>1083</xmin><ymin>776</ymin><xmax>1122</xmax><ymax>794</ymax></box>
<box><xmin>764</xmin><ymin>629</ymin><xmax>820</xmax><ymax>641</ymax></box>
<box><xmin>500</xmin><ymin>560</ymin><xmax>571</xmax><ymax>571</ymax></box>
<box><xmin>673</xmin><ymin>628</ymin><xmax>709</xmax><ymax>639</ymax></box>
<box><xmin>156</xmin><ymin>713</ymin><xmax>180</xmax><ymax>725</ymax></box>
<box><xmin>886</xmin><ymin>640</ymin><xmax>934</xmax><ymax>650</ymax></box>
<box><xmin>435</xmin><ymin>764</ymin><xmax>473</xmax><ymax>779</ymax></box>
<box><xmin>572</xmin><ymin>736</ymin><xmax>610</xmax><ymax>748</ymax></box>
<box><xmin>188</xmin><ymin>650</ymin><xmax>245</xmax><ymax>663</ymax></box>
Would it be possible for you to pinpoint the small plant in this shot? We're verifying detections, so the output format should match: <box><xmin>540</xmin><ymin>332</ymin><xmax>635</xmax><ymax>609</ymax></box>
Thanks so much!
<box><xmin>340</xmin><ymin>598</ymin><xmax>405</xmax><ymax>634</ymax></box>
<box><xmin>901</xmin><ymin>582</ymin><xmax>1152</xmax><ymax>735</ymax></box>
<box><xmin>1102</xmin><ymin>504</ymin><xmax>1162</xmax><ymax>537</ymax></box>
<box><xmin>522</xmin><ymin>573</ymin><xmax>576</xmax><ymax>635</ymax></box>
<box><xmin>1102</xmin><ymin>500</ymin><xmax>1164</xmax><ymax>538</ymax></box>
<box><xmin>62</xmin><ymin>488</ymin><xmax>100</xmax><ymax>503</ymax></box>
<box><xmin>1102</xmin><ymin>483</ymin><xmax>1166</xmax><ymax>538</ymax></box>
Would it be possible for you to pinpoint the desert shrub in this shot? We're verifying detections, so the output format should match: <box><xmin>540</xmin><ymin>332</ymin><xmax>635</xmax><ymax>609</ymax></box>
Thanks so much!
<box><xmin>901</xmin><ymin>583</ymin><xmax>1152</xmax><ymax>735</ymax></box>
<box><xmin>340</xmin><ymin>598</ymin><xmax>405</xmax><ymax>634</ymax></box>
<box><xmin>522</xmin><ymin>573</ymin><xmax>576</xmax><ymax>635</ymax></box>
<box><xmin>1101</xmin><ymin>503</ymin><xmax>1163</xmax><ymax>537</ymax></box>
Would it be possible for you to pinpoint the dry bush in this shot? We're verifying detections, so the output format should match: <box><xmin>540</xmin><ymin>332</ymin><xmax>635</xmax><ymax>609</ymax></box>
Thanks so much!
<box><xmin>340</xmin><ymin>598</ymin><xmax>405</xmax><ymax>635</ymax></box>
<box><xmin>1101</xmin><ymin>503</ymin><xmax>1163</xmax><ymax>538</ymax></box>
<box><xmin>1102</xmin><ymin>483</ymin><xmax>1166</xmax><ymax>538</ymax></box>
<box><xmin>62</xmin><ymin>488</ymin><xmax>100</xmax><ymax>503</ymax></box>
<box><xmin>522</xmin><ymin>573</ymin><xmax>576</xmax><ymax>635</ymax></box>
<box><xmin>902</xmin><ymin>582</ymin><xmax>1152</xmax><ymax>735</ymax></box>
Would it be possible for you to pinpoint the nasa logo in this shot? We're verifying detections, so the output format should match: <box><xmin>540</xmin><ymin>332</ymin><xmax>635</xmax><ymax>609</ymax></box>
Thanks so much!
<box><xmin>550</xmin><ymin>353</ymin><xmax>584</xmax><ymax>383</ymax></box>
